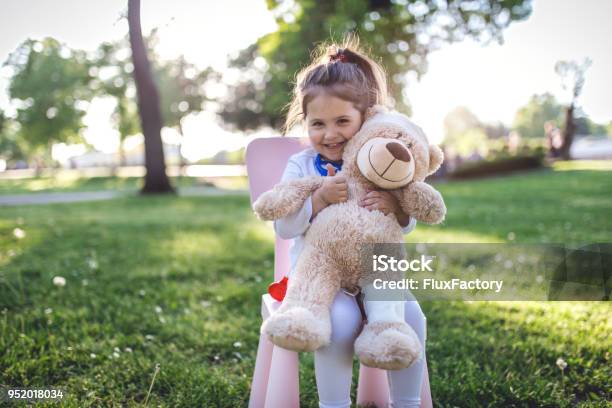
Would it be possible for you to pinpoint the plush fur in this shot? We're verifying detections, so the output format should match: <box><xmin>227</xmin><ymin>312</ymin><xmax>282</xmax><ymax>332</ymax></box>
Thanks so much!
<box><xmin>253</xmin><ymin>105</ymin><xmax>446</xmax><ymax>369</ymax></box>
<box><xmin>354</xmin><ymin>321</ymin><xmax>423</xmax><ymax>370</ymax></box>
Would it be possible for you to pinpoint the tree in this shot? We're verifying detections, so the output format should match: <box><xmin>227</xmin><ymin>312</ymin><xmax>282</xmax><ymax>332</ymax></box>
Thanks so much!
<box><xmin>574</xmin><ymin>115</ymin><xmax>608</xmax><ymax>137</ymax></box>
<box><xmin>4</xmin><ymin>38</ymin><xmax>94</xmax><ymax>166</ymax></box>
<box><xmin>0</xmin><ymin>109</ymin><xmax>27</xmax><ymax>165</ymax></box>
<box><xmin>155</xmin><ymin>55</ymin><xmax>212</xmax><ymax>170</ymax></box>
<box><xmin>220</xmin><ymin>0</ymin><xmax>532</xmax><ymax>131</ymax></box>
<box><xmin>555</xmin><ymin>58</ymin><xmax>591</xmax><ymax>159</ymax></box>
<box><xmin>443</xmin><ymin>106</ymin><xmax>481</xmax><ymax>140</ymax></box>
<box><xmin>512</xmin><ymin>93</ymin><xmax>563</xmax><ymax>139</ymax></box>
<box><xmin>482</xmin><ymin>121</ymin><xmax>509</xmax><ymax>139</ymax></box>
<box><xmin>127</xmin><ymin>0</ymin><xmax>173</xmax><ymax>194</ymax></box>
<box><xmin>98</xmin><ymin>29</ymin><xmax>212</xmax><ymax>172</ymax></box>
<box><xmin>442</xmin><ymin>106</ymin><xmax>489</xmax><ymax>156</ymax></box>
<box><xmin>94</xmin><ymin>38</ymin><xmax>140</xmax><ymax>166</ymax></box>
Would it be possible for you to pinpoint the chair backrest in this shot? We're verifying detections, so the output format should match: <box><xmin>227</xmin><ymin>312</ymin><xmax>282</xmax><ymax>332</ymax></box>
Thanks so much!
<box><xmin>246</xmin><ymin>137</ymin><xmax>311</xmax><ymax>280</ymax></box>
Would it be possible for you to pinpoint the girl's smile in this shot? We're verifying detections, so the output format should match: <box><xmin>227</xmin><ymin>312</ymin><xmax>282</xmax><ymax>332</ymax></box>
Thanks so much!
<box><xmin>323</xmin><ymin>141</ymin><xmax>345</xmax><ymax>151</ymax></box>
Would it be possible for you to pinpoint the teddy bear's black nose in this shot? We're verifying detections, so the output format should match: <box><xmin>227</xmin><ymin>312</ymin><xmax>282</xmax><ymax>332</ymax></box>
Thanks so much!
<box><xmin>386</xmin><ymin>142</ymin><xmax>411</xmax><ymax>162</ymax></box>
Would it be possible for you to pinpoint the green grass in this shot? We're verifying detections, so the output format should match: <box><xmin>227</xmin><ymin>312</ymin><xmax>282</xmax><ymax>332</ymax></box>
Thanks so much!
<box><xmin>0</xmin><ymin>175</ymin><xmax>249</xmax><ymax>195</ymax></box>
<box><xmin>0</xmin><ymin>165</ymin><xmax>611</xmax><ymax>407</ymax></box>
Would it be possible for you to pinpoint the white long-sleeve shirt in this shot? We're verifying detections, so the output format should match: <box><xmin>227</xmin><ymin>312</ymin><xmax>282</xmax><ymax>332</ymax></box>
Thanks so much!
<box><xmin>274</xmin><ymin>147</ymin><xmax>417</xmax><ymax>277</ymax></box>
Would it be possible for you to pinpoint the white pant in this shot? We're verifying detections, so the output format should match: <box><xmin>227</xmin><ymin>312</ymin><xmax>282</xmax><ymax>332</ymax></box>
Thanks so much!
<box><xmin>315</xmin><ymin>291</ymin><xmax>426</xmax><ymax>408</ymax></box>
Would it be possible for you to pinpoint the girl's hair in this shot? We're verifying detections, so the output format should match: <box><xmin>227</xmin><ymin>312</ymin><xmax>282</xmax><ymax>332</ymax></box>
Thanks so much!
<box><xmin>283</xmin><ymin>35</ymin><xmax>389</xmax><ymax>134</ymax></box>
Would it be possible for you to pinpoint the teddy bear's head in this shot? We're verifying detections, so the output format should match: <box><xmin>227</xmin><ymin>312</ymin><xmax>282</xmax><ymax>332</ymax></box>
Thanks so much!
<box><xmin>342</xmin><ymin>105</ymin><xmax>443</xmax><ymax>189</ymax></box>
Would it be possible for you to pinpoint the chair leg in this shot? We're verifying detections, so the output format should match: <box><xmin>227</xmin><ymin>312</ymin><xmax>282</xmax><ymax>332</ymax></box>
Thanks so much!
<box><xmin>264</xmin><ymin>346</ymin><xmax>299</xmax><ymax>408</ymax></box>
<box><xmin>249</xmin><ymin>330</ymin><xmax>274</xmax><ymax>408</ymax></box>
<box><xmin>357</xmin><ymin>364</ymin><xmax>390</xmax><ymax>408</ymax></box>
<box><xmin>420</xmin><ymin>356</ymin><xmax>433</xmax><ymax>408</ymax></box>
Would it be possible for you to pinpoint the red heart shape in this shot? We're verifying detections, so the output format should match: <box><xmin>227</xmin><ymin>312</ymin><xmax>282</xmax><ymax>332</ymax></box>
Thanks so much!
<box><xmin>268</xmin><ymin>276</ymin><xmax>288</xmax><ymax>301</ymax></box>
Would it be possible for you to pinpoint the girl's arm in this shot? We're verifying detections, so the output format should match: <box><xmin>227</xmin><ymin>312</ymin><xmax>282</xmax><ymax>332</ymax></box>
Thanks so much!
<box><xmin>400</xmin><ymin>214</ymin><xmax>417</xmax><ymax>234</ymax></box>
<box><xmin>310</xmin><ymin>188</ymin><xmax>331</xmax><ymax>222</ymax></box>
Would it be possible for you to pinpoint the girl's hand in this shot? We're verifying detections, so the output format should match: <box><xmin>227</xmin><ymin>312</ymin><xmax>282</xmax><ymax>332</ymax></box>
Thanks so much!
<box><xmin>316</xmin><ymin>164</ymin><xmax>348</xmax><ymax>204</ymax></box>
<box><xmin>310</xmin><ymin>164</ymin><xmax>347</xmax><ymax>222</ymax></box>
<box><xmin>359</xmin><ymin>190</ymin><xmax>399</xmax><ymax>215</ymax></box>
<box><xmin>359</xmin><ymin>189</ymin><xmax>411</xmax><ymax>226</ymax></box>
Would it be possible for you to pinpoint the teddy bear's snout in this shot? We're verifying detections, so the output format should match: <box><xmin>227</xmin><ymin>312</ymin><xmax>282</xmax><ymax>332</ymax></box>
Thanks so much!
<box><xmin>386</xmin><ymin>142</ymin><xmax>411</xmax><ymax>162</ymax></box>
<box><xmin>356</xmin><ymin>137</ymin><xmax>416</xmax><ymax>189</ymax></box>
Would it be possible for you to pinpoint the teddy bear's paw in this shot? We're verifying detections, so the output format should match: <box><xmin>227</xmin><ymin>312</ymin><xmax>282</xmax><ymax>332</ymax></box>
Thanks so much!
<box><xmin>426</xmin><ymin>201</ymin><xmax>446</xmax><ymax>224</ymax></box>
<box><xmin>261</xmin><ymin>306</ymin><xmax>331</xmax><ymax>352</ymax></box>
<box><xmin>355</xmin><ymin>321</ymin><xmax>422</xmax><ymax>370</ymax></box>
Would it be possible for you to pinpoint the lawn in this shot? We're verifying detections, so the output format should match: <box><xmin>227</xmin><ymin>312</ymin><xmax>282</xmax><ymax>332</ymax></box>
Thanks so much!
<box><xmin>0</xmin><ymin>164</ymin><xmax>610</xmax><ymax>407</ymax></box>
<box><xmin>0</xmin><ymin>175</ymin><xmax>248</xmax><ymax>195</ymax></box>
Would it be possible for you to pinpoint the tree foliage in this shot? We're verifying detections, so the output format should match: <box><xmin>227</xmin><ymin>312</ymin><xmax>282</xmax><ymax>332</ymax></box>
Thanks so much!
<box><xmin>0</xmin><ymin>109</ymin><xmax>27</xmax><ymax>163</ymax></box>
<box><xmin>220</xmin><ymin>0</ymin><xmax>532</xmax><ymax>131</ymax></box>
<box><xmin>443</xmin><ymin>106</ymin><xmax>514</xmax><ymax>157</ymax></box>
<box><xmin>555</xmin><ymin>59</ymin><xmax>591</xmax><ymax>107</ymax></box>
<box><xmin>444</xmin><ymin>106</ymin><xmax>481</xmax><ymax>142</ymax></box>
<box><xmin>156</xmin><ymin>55</ymin><xmax>212</xmax><ymax>133</ymax></box>
<box><xmin>574</xmin><ymin>115</ymin><xmax>608</xmax><ymax>136</ymax></box>
<box><xmin>2</xmin><ymin>28</ymin><xmax>213</xmax><ymax>170</ymax></box>
<box><xmin>4</xmin><ymin>38</ymin><xmax>94</xmax><ymax>153</ymax></box>
<box><xmin>443</xmin><ymin>106</ymin><xmax>498</xmax><ymax>156</ymax></box>
<box><xmin>95</xmin><ymin>32</ymin><xmax>213</xmax><ymax>156</ymax></box>
<box><xmin>94</xmin><ymin>38</ymin><xmax>140</xmax><ymax>152</ymax></box>
<box><xmin>90</xmin><ymin>27</ymin><xmax>214</xmax><ymax>173</ymax></box>
<box><xmin>512</xmin><ymin>93</ymin><xmax>563</xmax><ymax>139</ymax></box>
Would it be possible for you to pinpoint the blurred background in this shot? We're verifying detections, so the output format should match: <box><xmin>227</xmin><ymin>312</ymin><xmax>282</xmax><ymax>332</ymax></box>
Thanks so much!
<box><xmin>1</xmin><ymin>1</ymin><xmax>610</xmax><ymax>406</ymax></box>
<box><xmin>0</xmin><ymin>0</ymin><xmax>610</xmax><ymax>190</ymax></box>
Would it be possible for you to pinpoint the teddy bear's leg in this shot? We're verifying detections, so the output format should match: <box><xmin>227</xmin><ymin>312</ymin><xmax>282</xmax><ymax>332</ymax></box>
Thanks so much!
<box><xmin>261</xmin><ymin>246</ymin><xmax>340</xmax><ymax>352</ymax></box>
<box><xmin>354</xmin><ymin>294</ymin><xmax>422</xmax><ymax>370</ymax></box>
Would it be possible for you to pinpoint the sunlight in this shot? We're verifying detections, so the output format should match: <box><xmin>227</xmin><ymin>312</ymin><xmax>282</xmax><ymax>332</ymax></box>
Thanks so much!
<box><xmin>552</xmin><ymin>160</ymin><xmax>612</xmax><ymax>171</ymax></box>
<box><xmin>81</xmin><ymin>96</ymin><xmax>121</xmax><ymax>153</ymax></box>
<box><xmin>407</xmin><ymin>229</ymin><xmax>506</xmax><ymax>244</ymax></box>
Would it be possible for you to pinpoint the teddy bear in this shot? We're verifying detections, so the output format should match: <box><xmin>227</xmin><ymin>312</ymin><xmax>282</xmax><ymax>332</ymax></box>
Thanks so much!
<box><xmin>253</xmin><ymin>105</ymin><xmax>446</xmax><ymax>370</ymax></box>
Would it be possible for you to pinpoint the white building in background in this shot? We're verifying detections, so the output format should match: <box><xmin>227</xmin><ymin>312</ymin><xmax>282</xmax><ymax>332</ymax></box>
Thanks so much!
<box><xmin>65</xmin><ymin>141</ymin><xmax>182</xmax><ymax>168</ymax></box>
<box><xmin>120</xmin><ymin>141</ymin><xmax>181</xmax><ymax>166</ymax></box>
<box><xmin>69</xmin><ymin>150</ymin><xmax>116</xmax><ymax>168</ymax></box>
<box><xmin>570</xmin><ymin>135</ymin><xmax>612</xmax><ymax>160</ymax></box>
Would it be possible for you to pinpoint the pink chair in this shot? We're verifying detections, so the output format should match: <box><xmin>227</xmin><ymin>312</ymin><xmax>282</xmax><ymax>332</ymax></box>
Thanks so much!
<box><xmin>246</xmin><ymin>137</ymin><xmax>433</xmax><ymax>408</ymax></box>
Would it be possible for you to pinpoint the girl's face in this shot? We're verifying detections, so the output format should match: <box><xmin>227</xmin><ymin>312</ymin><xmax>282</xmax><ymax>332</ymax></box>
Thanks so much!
<box><xmin>305</xmin><ymin>92</ymin><xmax>363</xmax><ymax>162</ymax></box>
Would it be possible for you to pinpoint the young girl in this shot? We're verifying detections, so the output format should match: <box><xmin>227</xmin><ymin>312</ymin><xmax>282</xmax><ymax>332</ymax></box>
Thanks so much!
<box><xmin>275</xmin><ymin>38</ymin><xmax>427</xmax><ymax>408</ymax></box>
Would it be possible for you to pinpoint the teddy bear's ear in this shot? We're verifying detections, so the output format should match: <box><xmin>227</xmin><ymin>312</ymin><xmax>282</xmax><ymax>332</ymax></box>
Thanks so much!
<box><xmin>364</xmin><ymin>104</ymin><xmax>388</xmax><ymax>121</ymax></box>
<box><xmin>428</xmin><ymin>144</ymin><xmax>444</xmax><ymax>175</ymax></box>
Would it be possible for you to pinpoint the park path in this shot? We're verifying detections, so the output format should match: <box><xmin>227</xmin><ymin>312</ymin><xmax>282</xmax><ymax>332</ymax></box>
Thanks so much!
<box><xmin>0</xmin><ymin>186</ymin><xmax>248</xmax><ymax>206</ymax></box>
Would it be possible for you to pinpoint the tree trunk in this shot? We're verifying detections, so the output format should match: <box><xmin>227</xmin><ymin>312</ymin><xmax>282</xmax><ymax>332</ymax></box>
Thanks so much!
<box><xmin>128</xmin><ymin>0</ymin><xmax>174</xmax><ymax>194</ymax></box>
<box><xmin>118</xmin><ymin>140</ymin><xmax>126</xmax><ymax>167</ymax></box>
<box><xmin>560</xmin><ymin>104</ymin><xmax>575</xmax><ymax>160</ymax></box>
<box><xmin>177</xmin><ymin>120</ymin><xmax>187</xmax><ymax>176</ymax></box>
<box><xmin>34</xmin><ymin>155</ymin><xmax>44</xmax><ymax>177</ymax></box>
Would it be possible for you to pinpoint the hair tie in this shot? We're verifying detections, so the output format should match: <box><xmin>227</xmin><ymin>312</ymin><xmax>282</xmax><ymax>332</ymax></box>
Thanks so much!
<box><xmin>330</xmin><ymin>49</ymin><xmax>348</xmax><ymax>63</ymax></box>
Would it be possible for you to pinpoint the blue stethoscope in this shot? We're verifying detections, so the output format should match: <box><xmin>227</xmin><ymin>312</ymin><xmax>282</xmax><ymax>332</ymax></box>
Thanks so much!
<box><xmin>314</xmin><ymin>154</ymin><xmax>343</xmax><ymax>176</ymax></box>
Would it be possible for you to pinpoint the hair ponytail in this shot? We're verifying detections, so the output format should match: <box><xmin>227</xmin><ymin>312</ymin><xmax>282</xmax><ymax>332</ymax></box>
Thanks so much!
<box><xmin>283</xmin><ymin>34</ymin><xmax>389</xmax><ymax>134</ymax></box>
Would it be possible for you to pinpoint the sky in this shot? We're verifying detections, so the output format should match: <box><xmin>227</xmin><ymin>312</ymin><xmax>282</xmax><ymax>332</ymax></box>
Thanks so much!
<box><xmin>1</xmin><ymin>0</ymin><xmax>611</xmax><ymax>160</ymax></box>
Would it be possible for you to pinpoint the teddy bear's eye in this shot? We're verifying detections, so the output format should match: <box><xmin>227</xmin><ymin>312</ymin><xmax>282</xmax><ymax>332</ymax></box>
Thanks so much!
<box><xmin>406</xmin><ymin>142</ymin><xmax>413</xmax><ymax>149</ymax></box>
